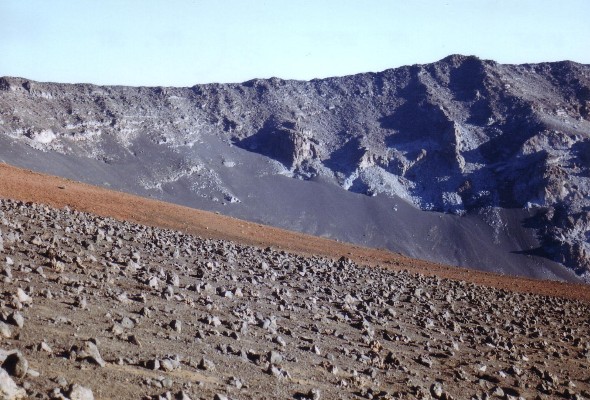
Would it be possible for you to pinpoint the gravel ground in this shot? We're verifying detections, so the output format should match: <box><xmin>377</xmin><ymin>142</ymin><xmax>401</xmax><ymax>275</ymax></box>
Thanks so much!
<box><xmin>0</xmin><ymin>198</ymin><xmax>589</xmax><ymax>399</ymax></box>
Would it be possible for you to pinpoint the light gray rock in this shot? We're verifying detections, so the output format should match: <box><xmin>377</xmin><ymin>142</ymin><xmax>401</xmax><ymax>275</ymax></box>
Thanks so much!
<box><xmin>0</xmin><ymin>323</ymin><xmax>12</xmax><ymax>339</ymax></box>
<box><xmin>198</xmin><ymin>358</ymin><xmax>215</xmax><ymax>371</ymax></box>
<box><xmin>170</xmin><ymin>320</ymin><xmax>181</xmax><ymax>333</ymax></box>
<box><xmin>0</xmin><ymin>368</ymin><xmax>26</xmax><ymax>400</ymax></box>
<box><xmin>160</xmin><ymin>359</ymin><xmax>174</xmax><ymax>372</ymax></box>
<box><xmin>15</xmin><ymin>289</ymin><xmax>31</xmax><ymax>305</ymax></box>
<box><xmin>80</xmin><ymin>341</ymin><xmax>106</xmax><ymax>367</ymax></box>
<box><xmin>8</xmin><ymin>313</ymin><xmax>24</xmax><ymax>329</ymax></box>
<box><xmin>430</xmin><ymin>382</ymin><xmax>444</xmax><ymax>399</ymax></box>
<box><xmin>68</xmin><ymin>384</ymin><xmax>94</xmax><ymax>400</ymax></box>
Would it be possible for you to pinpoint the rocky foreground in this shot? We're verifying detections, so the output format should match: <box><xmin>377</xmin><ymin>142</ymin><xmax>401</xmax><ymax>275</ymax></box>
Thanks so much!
<box><xmin>0</xmin><ymin>198</ymin><xmax>588</xmax><ymax>399</ymax></box>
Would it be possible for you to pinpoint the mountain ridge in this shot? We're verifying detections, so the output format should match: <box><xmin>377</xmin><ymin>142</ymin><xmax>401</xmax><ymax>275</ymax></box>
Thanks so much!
<box><xmin>1</xmin><ymin>54</ymin><xmax>587</xmax><ymax>87</ymax></box>
<box><xmin>1</xmin><ymin>55</ymin><xmax>589</xmax><ymax>280</ymax></box>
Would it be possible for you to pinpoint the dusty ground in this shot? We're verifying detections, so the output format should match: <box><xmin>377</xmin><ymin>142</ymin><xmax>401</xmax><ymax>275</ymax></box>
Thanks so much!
<box><xmin>0</xmin><ymin>165</ymin><xmax>590</xmax><ymax>399</ymax></box>
<box><xmin>0</xmin><ymin>163</ymin><xmax>588</xmax><ymax>303</ymax></box>
<box><xmin>0</xmin><ymin>197</ymin><xmax>589</xmax><ymax>400</ymax></box>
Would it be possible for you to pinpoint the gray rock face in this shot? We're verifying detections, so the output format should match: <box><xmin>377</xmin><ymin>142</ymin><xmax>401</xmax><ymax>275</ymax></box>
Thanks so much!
<box><xmin>1</xmin><ymin>55</ymin><xmax>589</xmax><ymax>279</ymax></box>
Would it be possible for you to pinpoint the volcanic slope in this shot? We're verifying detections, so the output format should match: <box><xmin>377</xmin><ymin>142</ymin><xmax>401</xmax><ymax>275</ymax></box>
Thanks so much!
<box><xmin>1</xmin><ymin>163</ymin><xmax>587</xmax><ymax>300</ymax></box>
<box><xmin>1</xmin><ymin>55</ymin><xmax>590</xmax><ymax>280</ymax></box>
<box><xmin>0</xmin><ymin>193</ymin><xmax>589</xmax><ymax>399</ymax></box>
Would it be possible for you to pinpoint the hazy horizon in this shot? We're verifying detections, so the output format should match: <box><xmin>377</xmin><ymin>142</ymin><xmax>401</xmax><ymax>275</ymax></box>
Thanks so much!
<box><xmin>1</xmin><ymin>0</ymin><xmax>589</xmax><ymax>86</ymax></box>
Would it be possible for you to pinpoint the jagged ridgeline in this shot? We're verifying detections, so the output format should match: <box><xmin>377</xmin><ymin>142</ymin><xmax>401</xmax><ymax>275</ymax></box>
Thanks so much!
<box><xmin>0</xmin><ymin>55</ymin><xmax>589</xmax><ymax>279</ymax></box>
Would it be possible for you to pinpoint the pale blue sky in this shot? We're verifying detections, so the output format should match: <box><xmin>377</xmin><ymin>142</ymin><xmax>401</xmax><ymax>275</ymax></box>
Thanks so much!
<box><xmin>1</xmin><ymin>0</ymin><xmax>588</xmax><ymax>86</ymax></box>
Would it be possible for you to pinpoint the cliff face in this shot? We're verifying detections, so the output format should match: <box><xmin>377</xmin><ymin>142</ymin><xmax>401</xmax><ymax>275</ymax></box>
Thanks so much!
<box><xmin>1</xmin><ymin>55</ymin><xmax>589</xmax><ymax>279</ymax></box>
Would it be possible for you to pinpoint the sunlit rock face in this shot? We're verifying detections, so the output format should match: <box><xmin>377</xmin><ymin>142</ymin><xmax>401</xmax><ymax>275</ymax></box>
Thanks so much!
<box><xmin>1</xmin><ymin>55</ymin><xmax>589</xmax><ymax>280</ymax></box>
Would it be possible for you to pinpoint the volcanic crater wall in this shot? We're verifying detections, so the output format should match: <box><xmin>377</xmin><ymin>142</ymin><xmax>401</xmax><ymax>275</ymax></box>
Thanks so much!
<box><xmin>1</xmin><ymin>55</ymin><xmax>589</xmax><ymax>278</ymax></box>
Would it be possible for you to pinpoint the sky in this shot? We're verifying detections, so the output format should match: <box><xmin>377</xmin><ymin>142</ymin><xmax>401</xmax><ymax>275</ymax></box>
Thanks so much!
<box><xmin>1</xmin><ymin>0</ymin><xmax>589</xmax><ymax>87</ymax></box>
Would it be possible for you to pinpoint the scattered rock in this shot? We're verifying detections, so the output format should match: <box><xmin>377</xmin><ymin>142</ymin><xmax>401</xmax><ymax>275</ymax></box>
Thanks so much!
<box><xmin>198</xmin><ymin>358</ymin><xmax>215</xmax><ymax>371</ymax></box>
<box><xmin>0</xmin><ymin>323</ymin><xmax>12</xmax><ymax>339</ymax></box>
<box><xmin>1</xmin><ymin>352</ymin><xmax>28</xmax><ymax>378</ymax></box>
<box><xmin>15</xmin><ymin>289</ymin><xmax>31</xmax><ymax>305</ymax></box>
<box><xmin>0</xmin><ymin>197</ymin><xmax>585</xmax><ymax>399</ymax></box>
<box><xmin>79</xmin><ymin>341</ymin><xmax>106</xmax><ymax>367</ymax></box>
<box><xmin>67</xmin><ymin>384</ymin><xmax>94</xmax><ymax>400</ymax></box>
<box><xmin>0</xmin><ymin>368</ymin><xmax>26</xmax><ymax>399</ymax></box>
<box><xmin>170</xmin><ymin>320</ymin><xmax>182</xmax><ymax>333</ymax></box>
<box><xmin>8</xmin><ymin>313</ymin><xmax>24</xmax><ymax>329</ymax></box>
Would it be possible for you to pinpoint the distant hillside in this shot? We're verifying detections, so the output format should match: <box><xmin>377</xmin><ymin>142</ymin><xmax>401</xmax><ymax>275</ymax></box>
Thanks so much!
<box><xmin>1</xmin><ymin>55</ymin><xmax>589</xmax><ymax>280</ymax></box>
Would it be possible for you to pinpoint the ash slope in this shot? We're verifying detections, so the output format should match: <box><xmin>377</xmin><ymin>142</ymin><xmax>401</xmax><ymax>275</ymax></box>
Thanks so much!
<box><xmin>0</xmin><ymin>55</ymin><xmax>589</xmax><ymax>281</ymax></box>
